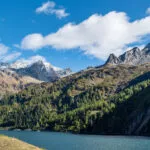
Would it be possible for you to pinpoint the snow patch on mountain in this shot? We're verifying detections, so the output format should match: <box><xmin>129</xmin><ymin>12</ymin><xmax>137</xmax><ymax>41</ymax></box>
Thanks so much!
<box><xmin>0</xmin><ymin>55</ymin><xmax>73</xmax><ymax>82</ymax></box>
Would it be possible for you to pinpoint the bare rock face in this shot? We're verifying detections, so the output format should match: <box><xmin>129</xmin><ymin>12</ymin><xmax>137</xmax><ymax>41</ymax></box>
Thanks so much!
<box><xmin>118</xmin><ymin>47</ymin><xmax>141</xmax><ymax>65</ymax></box>
<box><xmin>56</xmin><ymin>68</ymin><xmax>72</xmax><ymax>78</ymax></box>
<box><xmin>106</xmin><ymin>43</ymin><xmax>150</xmax><ymax>66</ymax></box>
<box><xmin>105</xmin><ymin>54</ymin><xmax>120</xmax><ymax>65</ymax></box>
<box><xmin>15</xmin><ymin>60</ymin><xmax>59</xmax><ymax>82</ymax></box>
<box><xmin>14</xmin><ymin>61</ymin><xmax>73</xmax><ymax>82</ymax></box>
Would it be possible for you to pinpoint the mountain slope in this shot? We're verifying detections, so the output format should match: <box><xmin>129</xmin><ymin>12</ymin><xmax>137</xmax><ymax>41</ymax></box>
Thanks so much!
<box><xmin>0</xmin><ymin>58</ymin><xmax>73</xmax><ymax>95</ymax></box>
<box><xmin>1</xmin><ymin>43</ymin><xmax>150</xmax><ymax>135</ymax></box>
<box><xmin>0</xmin><ymin>68</ymin><xmax>41</xmax><ymax>97</ymax></box>
<box><xmin>10</xmin><ymin>59</ymin><xmax>72</xmax><ymax>82</ymax></box>
<box><xmin>0</xmin><ymin>63</ymin><xmax>150</xmax><ymax>135</ymax></box>
<box><xmin>15</xmin><ymin>60</ymin><xmax>59</xmax><ymax>82</ymax></box>
<box><xmin>92</xmin><ymin>83</ymin><xmax>150</xmax><ymax>136</ymax></box>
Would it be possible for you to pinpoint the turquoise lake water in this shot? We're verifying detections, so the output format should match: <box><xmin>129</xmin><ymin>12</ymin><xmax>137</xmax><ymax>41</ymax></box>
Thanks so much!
<box><xmin>0</xmin><ymin>130</ymin><xmax>150</xmax><ymax>150</ymax></box>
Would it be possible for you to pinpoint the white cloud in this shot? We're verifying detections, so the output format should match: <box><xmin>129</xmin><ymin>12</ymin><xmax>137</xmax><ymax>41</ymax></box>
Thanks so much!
<box><xmin>21</xmin><ymin>11</ymin><xmax>150</xmax><ymax>60</ymax></box>
<box><xmin>146</xmin><ymin>7</ymin><xmax>150</xmax><ymax>15</ymax></box>
<box><xmin>21</xmin><ymin>34</ymin><xmax>44</xmax><ymax>50</ymax></box>
<box><xmin>21</xmin><ymin>55</ymin><xmax>47</xmax><ymax>65</ymax></box>
<box><xmin>0</xmin><ymin>43</ymin><xmax>21</xmax><ymax>62</ymax></box>
<box><xmin>36</xmin><ymin>1</ymin><xmax>69</xmax><ymax>19</ymax></box>
<box><xmin>16</xmin><ymin>55</ymin><xmax>46</xmax><ymax>66</ymax></box>
<box><xmin>12</xmin><ymin>55</ymin><xmax>62</xmax><ymax>71</ymax></box>
<box><xmin>36</xmin><ymin>1</ymin><xmax>55</xmax><ymax>13</ymax></box>
<box><xmin>10</xmin><ymin>55</ymin><xmax>47</xmax><ymax>69</ymax></box>
<box><xmin>0</xmin><ymin>43</ymin><xmax>9</xmax><ymax>56</ymax></box>
<box><xmin>126</xmin><ymin>44</ymin><xmax>145</xmax><ymax>51</ymax></box>
<box><xmin>2</xmin><ymin>52</ymin><xmax>21</xmax><ymax>62</ymax></box>
<box><xmin>13</xmin><ymin>44</ymin><xmax>21</xmax><ymax>49</ymax></box>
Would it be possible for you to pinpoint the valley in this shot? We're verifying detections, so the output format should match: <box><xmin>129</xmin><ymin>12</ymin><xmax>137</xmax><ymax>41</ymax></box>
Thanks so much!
<box><xmin>0</xmin><ymin>44</ymin><xmax>150</xmax><ymax>136</ymax></box>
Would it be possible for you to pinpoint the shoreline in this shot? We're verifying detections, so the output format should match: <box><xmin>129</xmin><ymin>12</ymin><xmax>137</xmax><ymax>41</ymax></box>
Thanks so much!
<box><xmin>0</xmin><ymin>127</ymin><xmax>150</xmax><ymax>138</ymax></box>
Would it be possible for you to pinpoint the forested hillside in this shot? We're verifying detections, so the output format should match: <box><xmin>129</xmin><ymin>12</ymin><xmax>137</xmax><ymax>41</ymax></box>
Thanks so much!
<box><xmin>0</xmin><ymin>63</ymin><xmax>150</xmax><ymax>135</ymax></box>
<box><xmin>92</xmin><ymin>84</ymin><xmax>150</xmax><ymax>136</ymax></box>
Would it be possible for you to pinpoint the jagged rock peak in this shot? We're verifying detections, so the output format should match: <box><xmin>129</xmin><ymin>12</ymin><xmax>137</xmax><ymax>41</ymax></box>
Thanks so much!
<box><xmin>118</xmin><ymin>47</ymin><xmax>141</xmax><ymax>63</ymax></box>
<box><xmin>0</xmin><ymin>58</ymin><xmax>73</xmax><ymax>82</ymax></box>
<box><xmin>105</xmin><ymin>43</ymin><xmax>150</xmax><ymax>66</ymax></box>
<box><xmin>105</xmin><ymin>53</ymin><xmax>120</xmax><ymax>65</ymax></box>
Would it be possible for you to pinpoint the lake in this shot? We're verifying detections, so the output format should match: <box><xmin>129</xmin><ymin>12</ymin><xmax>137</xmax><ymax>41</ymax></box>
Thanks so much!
<box><xmin>0</xmin><ymin>130</ymin><xmax>150</xmax><ymax>150</ymax></box>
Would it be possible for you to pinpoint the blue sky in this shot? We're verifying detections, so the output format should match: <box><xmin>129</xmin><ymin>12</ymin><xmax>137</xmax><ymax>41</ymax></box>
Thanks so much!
<box><xmin>0</xmin><ymin>0</ymin><xmax>150</xmax><ymax>71</ymax></box>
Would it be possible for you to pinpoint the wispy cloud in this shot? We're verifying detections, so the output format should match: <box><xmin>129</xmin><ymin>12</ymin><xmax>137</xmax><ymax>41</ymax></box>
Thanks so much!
<box><xmin>146</xmin><ymin>7</ymin><xmax>150</xmax><ymax>15</ymax></box>
<box><xmin>36</xmin><ymin>1</ymin><xmax>69</xmax><ymax>19</ymax></box>
<box><xmin>0</xmin><ymin>43</ymin><xmax>21</xmax><ymax>62</ymax></box>
<box><xmin>13</xmin><ymin>55</ymin><xmax>47</xmax><ymax>67</ymax></box>
<box><xmin>126</xmin><ymin>44</ymin><xmax>145</xmax><ymax>51</ymax></box>
<box><xmin>13</xmin><ymin>44</ymin><xmax>21</xmax><ymax>49</ymax></box>
<box><xmin>21</xmin><ymin>11</ymin><xmax>150</xmax><ymax>60</ymax></box>
<box><xmin>2</xmin><ymin>52</ymin><xmax>21</xmax><ymax>62</ymax></box>
<box><xmin>0</xmin><ymin>43</ymin><xmax>9</xmax><ymax>55</ymax></box>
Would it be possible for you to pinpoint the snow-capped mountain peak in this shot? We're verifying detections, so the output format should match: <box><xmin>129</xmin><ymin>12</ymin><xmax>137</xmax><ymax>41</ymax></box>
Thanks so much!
<box><xmin>0</xmin><ymin>56</ymin><xmax>73</xmax><ymax>82</ymax></box>
<box><xmin>10</xmin><ymin>56</ymin><xmax>50</xmax><ymax>69</ymax></box>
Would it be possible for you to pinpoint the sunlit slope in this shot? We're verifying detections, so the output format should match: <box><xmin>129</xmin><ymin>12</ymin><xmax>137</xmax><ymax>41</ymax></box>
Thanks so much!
<box><xmin>0</xmin><ymin>135</ymin><xmax>43</xmax><ymax>150</ymax></box>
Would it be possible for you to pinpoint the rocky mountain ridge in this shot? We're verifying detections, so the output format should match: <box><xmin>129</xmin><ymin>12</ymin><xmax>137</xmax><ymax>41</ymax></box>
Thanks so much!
<box><xmin>0</xmin><ymin>58</ymin><xmax>72</xmax><ymax>95</ymax></box>
<box><xmin>106</xmin><ymin>43</ymin><xmax>150</xmax><ymax>65</ymax></box>
<box><xmin>0</xmin><ymin>59</ymin><xmax>73</xmax><ymax>82</ymax></box>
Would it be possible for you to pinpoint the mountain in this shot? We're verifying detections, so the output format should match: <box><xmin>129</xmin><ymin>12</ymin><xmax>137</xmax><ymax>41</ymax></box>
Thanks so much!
<box><xmin>0</xmin><ymin>59</ymin><xmax>73</xmax><ymax>82</ymax></box>
<box><xmin>13</xmin><ymin>60</ymin><xmax>59</xmax><ymax>82</ymax></box>
<box><xmin>0</xmin><ymin>59</ymin><xmax>72</xmax><ymax>96</ymax></box>
<box><xmin>92</xmin><ymin>84</ymin><xmax>150</xmax><ymax>136</ymax></box>
<box><xmin>0</xmin><ymin>68</ymin><xmax>41</xmax><ymax>97</ymax></box>
<box><xmin>106</xmin><ymin>43</ymin><xmax>150</xmax><ymax>65</ymax></box>
<box><xmin>1</xmin><ymin>62</ymin><xmax>150</xmax><ymax>135</ymax></box>
<box><xmin>56</xmin><ymin>68</ymin><xmax>72</xmax><ymax>78</ymax></box>
<box><xmin>105</xmin><ymin>53</ymin><xmax>120</xmax><ymax>65</ymax></box>
<box><xmin>1</xmin><ymin>43</ymin><xmax>150</xmax><ymax>136</ymax></box>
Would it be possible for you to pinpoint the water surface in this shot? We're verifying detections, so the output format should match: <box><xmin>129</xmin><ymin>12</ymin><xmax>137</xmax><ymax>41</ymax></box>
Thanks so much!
<box><xmin>0</xmin><ymin>130</ymin><xmax>150</xmax><ymax>150</ymax></box>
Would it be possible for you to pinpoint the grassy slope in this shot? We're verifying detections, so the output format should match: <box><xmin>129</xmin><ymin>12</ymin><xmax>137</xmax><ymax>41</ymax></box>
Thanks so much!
<box><xmin>0</xmin><ymin>135</ymin><xmax>43</xmax><ymax>150</ymax></box>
